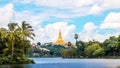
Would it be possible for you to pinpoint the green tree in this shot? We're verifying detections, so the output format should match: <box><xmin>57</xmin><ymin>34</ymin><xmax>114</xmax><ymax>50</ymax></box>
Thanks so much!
<box><xmin>18</xmin><ymin>21</ymin><xmax>35</xmax><ymax>55</ymax></box>
<box><xmin>85</xmin><ymin>42</ymin><xmax>104</xmax><ymax>58</ymax></box>
<box><xmin>76</xmin><ymin>41</ymin><xmax>86</xmax><ymax>57</ymax></box>
<box><xmin>7</xmin><ymin>23</ymin><xmax>18</xmax><ymax>59</ymax></box>
<box><xmin>103</xmin><ymin>36</ymin><xmax>118</xmax><ymax>56</ymax></box>
<box><xmin>0</xmin><ymin>22</ymin><xmax>35</xmax><ymax>64</ymax></box>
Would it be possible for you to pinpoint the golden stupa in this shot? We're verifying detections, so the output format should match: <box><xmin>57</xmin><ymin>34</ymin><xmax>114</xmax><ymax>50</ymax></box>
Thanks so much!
<box><xmin>54</xmin><ymin>29</ymin><xmax>67</xmax><ymax>46</ymax></box>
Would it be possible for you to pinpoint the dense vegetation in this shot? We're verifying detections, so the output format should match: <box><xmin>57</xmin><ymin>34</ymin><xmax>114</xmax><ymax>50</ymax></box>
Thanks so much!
<box><xmin>0</xmin><ymin>21</ymin><xmax>35</xmax><ymax>64</ymax></box>
<box><xmin>30</xmin><ymin>44</ymin><xmax>70</xmax><ymax>57</ymax></box>
<box><xmin>61</xmin><ymin>35</ymin><xmax>120</xmax><ymax>58</ymax></box>
<box><xmin>30</xmin><ymin>34</ymin><xmax>120</xmax><ymax>59</ymax></box>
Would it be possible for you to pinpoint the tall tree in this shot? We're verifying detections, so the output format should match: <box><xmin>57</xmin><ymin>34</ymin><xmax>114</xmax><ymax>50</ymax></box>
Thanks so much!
<box><xmin>18</xmin><ymin>21</ymin><xmax>35</xmax><ymax>55</ymax></box>
<box><xmin>7</xmin><ymin>23</ymin><xmax>18</xmax><ymax>59</ymax></box>
<box><xmin>76</xmin><ymin>41</ymin><xmax>86</xmax><ymax>57</ymax></box>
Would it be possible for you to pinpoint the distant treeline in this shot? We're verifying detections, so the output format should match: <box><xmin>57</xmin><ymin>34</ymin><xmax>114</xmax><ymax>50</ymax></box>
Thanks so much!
<box><xmin>62</xmin><ymin>35</ymin><xmax>120</xmax><ymax>58</ymax></box>
<box><xmin>30</xmin><ymin>35</ymin><xmax>120</xmax><ymax>58</ymax></box>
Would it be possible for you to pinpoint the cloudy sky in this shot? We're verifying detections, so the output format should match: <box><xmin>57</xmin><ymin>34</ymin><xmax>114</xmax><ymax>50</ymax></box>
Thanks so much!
<box><xmin>0</xmin><ymin>0</ymin><xmax>120</xmax><ymax>44</ymax></box>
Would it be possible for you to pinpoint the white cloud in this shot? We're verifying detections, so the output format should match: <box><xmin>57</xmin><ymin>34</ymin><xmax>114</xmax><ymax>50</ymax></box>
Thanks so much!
<box><xmin>100</xmin><ymin>12</ymin><xmax>120</xmax><ymax>29</ymax></box>
<box><xmin>96</xmin><ymin>31</ymin><xmax>120</xmax><ymax>42</ymax></box>
<box><xmin>102</xmin><ymin>0</ymin><xmax>120</xmax><ymax>9</ymax></box>
<box><xmin>13</xmin><ymin>10</ymin><xmax>49</xmax><ymax>27</ymax></box>
<box><xmin>33</xmin><ymin>0</ymin><xmax>120</xmax><ymax>17</ymax></box>
<box><xmin>79</xmin><ymin>21</ymin><xmax>120</xmax><ymax>42</ymax></box>
<box><xmin>93</xmin><ymin>33</ymin><xmax>105</xmax><ymax>42</ymax></box>
<box><xmin>48</xmin><ymin>7</ymin><xmax>91</xmax><ymax>18</ymax></box>
<box><xmin>0</xmin><ymin>3</ymin><xmax>14</xmax><ymax>28</ymax></box>
<box><xmin>93</xmin><ymin>33</ymin><xmax>113</xmax><ymax>42</ymax></box>
<box><xmin>79</xmin><ymin>29</ymin><xmax>119</xmax><ymax>42</ymax></box>
<box><xmin>33</xmin><ymin>0</ymin><xmax>97</xmax><ymax>18</ymax></box>
<box><xmin>35</xmin><ymin>0</ymin><xmax>94</xmax><ymax>9</ymax></box>
<box><xmin>79</xmin><ymin>22</ymin><xmax>97</xmax><ymax>41</ymax></box>
<box><xmin>89</xmin><ymin>5</ymin><xmax>103</xmax><ymax>14</ymax></box>
<box><xmin>10</xmin><ymin>0</ymin><xmax>88</xmax><ymax>19</ymax></box>
<box><xmin>83</xmin><ymin>22</ymin><xmax>97</xmax><ymax>31</ymax></box>
<box><xmin>33</xmin><ymin>22</ymin><xmax>76</xmax><ymax>43</ymax></box>
<box><xmin>12</xmin><ymin>0</ymin><xmax>120</xmax><ymax>18</ymax></box>
<box><xmin>12</xmin><ymin>0</ymin><xmax>103</xmax><ymax>18</ymax></box>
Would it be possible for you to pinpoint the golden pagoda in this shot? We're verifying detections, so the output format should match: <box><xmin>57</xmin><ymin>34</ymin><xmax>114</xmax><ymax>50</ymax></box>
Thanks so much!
<box><xmin>54</xmin><ymin>29</ymin><xmax>67</xmax><ymax>46</ymax></box>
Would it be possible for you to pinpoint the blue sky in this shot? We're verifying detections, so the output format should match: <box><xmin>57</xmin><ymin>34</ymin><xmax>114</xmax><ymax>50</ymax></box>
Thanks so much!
<box><xmin>0</xmin><ymin>0</ymin><xmax>120</xmax><ymax>43</ymax></box>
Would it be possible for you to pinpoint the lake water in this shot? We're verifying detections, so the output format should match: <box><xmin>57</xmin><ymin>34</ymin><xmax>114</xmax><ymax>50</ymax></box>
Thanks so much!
<box><xmin>0</xmin><ymin>58</ymin><xmax>120</xmax><ymax>68</ymax></box>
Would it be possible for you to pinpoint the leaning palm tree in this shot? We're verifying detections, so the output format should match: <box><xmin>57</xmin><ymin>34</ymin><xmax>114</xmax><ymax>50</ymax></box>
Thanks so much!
<box><xmin>18</xmin><ymin>21</ymin><xmax>35</xmax><ymax>55</ymax></box>
<box><xmin>7</xmin><ymin>23</ymin><xmax>18</xmax><ymax>59</ymax></box>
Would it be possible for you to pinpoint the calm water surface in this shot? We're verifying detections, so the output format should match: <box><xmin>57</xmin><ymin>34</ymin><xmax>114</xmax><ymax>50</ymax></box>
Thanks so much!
<box><xmin>0</xmin><ymin>58</ymin><xmax>120</xmax><ymax>68</ymax></box>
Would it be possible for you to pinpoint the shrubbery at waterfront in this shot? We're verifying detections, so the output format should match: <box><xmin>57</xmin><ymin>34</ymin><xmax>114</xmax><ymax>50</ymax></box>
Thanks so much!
<box><xmin>0</xmin><ymin>56</ymin><xmax>34</xmax><ymax>64</ymax></box>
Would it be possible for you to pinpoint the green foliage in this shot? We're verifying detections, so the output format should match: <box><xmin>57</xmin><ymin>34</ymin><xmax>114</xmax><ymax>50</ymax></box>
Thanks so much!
<box><xmin>61</xmin><ymin>49</ymin><xmax>69</xmax><ymax>58</ymax></box>
<box><xmin>103</xmin><ymin>36</ymin><xmax>120</xmax><ymax>56</ymax></box>
<box><xmin>0</xmin><ymin>56</ymin><xmax>34</xmax><ymax>64</ymax></box>
<box><xmin>0</xmin><ymin>21</ymin><xmax>35</xmax><ymax>64</ymax></box>
<box><xmin>76</xmin><ymin>41</ymin><xmax>85</xmax><ymax>57</ymax></box>
<box><xmin>85</xmin><ymin>43</ymin><xmax>104</xmax><ymax>58</ymax></box>
<box><xmin>30</xmin><ymin>34</ymin><xmax>120</xmax><ymax>58</ymax></box>
<box><xmin>93</xmin><ymin>48</ymin><xmax>104</xmax><ymax>57</ymax></box>
<box><xmin>62</xmin><ymin>35</ymin><xmax>120</xmax><ymax>58</ymax></box>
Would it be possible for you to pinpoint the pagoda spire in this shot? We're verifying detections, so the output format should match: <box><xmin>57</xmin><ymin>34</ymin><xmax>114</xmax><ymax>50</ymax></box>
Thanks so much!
<box><xmin>54</xmin><ymin>29</ymin><xmax>66</xmax><ymax>46</ymax></box>
<box><xmin>58</xmin><ymin>29</ymin><xmax>62</xmax><ymax>40</ymax></box>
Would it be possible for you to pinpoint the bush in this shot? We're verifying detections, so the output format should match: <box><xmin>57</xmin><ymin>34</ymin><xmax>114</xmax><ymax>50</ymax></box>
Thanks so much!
<box><xmin>0</xmin><ymin>56</ymin><xmax>35</xmax><ymax>65</ymax></box>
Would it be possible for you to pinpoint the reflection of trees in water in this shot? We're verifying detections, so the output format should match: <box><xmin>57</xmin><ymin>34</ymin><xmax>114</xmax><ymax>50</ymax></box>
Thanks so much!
<box><xmin>0</xmin><ymin>65</ymin><xmax>30</xmax><ymax>68</ymax></box>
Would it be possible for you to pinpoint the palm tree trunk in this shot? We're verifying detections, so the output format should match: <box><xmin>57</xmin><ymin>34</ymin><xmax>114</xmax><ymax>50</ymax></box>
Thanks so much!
<box><xmin>12</xmin><ymin>39</ymin><xmax>14</xmax><ymax>60</ymax></box>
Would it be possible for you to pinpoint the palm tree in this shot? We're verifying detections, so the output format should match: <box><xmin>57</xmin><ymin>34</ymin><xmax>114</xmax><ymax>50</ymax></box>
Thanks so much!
<box><xmin>74</xmin><ymin>34</ymin><xmax>78</xmax><ymax>43</ymax></box>
<box><xmin>7</xmin><ymin>23</ymin><xmax>18</xmax><ymax>59</ymax></box>
<box><xmin>18</xmin><ymin>21</ymin><xmax>35</xmax><ymax>55</ymax></box>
